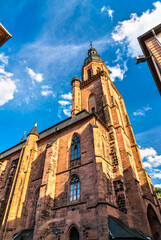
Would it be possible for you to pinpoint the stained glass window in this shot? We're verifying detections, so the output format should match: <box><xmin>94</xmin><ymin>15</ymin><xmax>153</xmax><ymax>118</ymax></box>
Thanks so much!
<box><xmin>71</xmin><ymin>135</ymin><xmax>80</xmax><ymax>161</ymax></box>
<box><xmin>70</xmin><ymin>175</ymin><xmax>80</xmax><ymax>202</ymax></box>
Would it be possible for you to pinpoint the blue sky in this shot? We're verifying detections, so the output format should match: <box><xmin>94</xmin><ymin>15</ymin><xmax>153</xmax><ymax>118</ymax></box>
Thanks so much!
<box><xmin>0</xmin><ymin>0</ymin><xmax>161</xmax><ymax>187</ymax></box>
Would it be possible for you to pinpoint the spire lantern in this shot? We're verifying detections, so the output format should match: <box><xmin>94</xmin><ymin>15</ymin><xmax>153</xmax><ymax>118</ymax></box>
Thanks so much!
<box><xmin>84</xmin><ymin>42</ymin><xmax>102</xmax><ymax>65</ymax></box>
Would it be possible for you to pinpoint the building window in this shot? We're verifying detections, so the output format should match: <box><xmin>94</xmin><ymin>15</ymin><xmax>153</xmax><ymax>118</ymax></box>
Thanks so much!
<box><xmin>88</xmin><ymin>94</ymin><xmax>97</xmax><ymax>113</ymax></box>
<box><xmin>70</xmin><ymin>175</ymin><xmax>80</xmax><ymax>202</ymax></box>
<box><xmin>87</xmin><ymin>69</ymin><xmax>91</xmax><ymax>79</ymax></box>
<box><xmin>96</xmin><ymin>68</ymin><xmax>101</xmax><ymax>74</ymax></box>
<box><xmin>33</xmin><ymin>191</ymin><xmax>40</xmax><ymax>226</ymax></box>
<box><xmin>71</xmin><ymin>135</ymin><xmax>80</xmax><ymax>161</ymax></box>
<box><xmin>69</xmin><ymin>226</ymin><xmax>79</xmax><ymax>240</ymax></box>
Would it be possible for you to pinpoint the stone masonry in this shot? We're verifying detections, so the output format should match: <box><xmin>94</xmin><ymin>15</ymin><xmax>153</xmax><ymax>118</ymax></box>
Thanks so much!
<box><xmin>0</xmin><ymin>45</ymin><xmax>161</xmax><ymax>240</ymax></box>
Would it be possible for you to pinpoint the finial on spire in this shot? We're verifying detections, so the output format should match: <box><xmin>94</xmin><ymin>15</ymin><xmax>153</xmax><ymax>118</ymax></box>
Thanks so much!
<box><xmin>27</xmin><ymin>122</ymin><xmax>39</xmax><ymax>137</ymax></box>
<box><xmin>90</xmin><ymin>41</ymin><xmax>93</xmax><ymax>48</ymax></box>
<box><xmin>20</xmin><ymin>130</ymin><xmax>26</xmax><ymax>142</ymax></box>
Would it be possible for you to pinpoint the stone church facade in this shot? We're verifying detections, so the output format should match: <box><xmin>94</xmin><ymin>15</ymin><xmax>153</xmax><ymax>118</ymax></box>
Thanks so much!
<box><xmin>0</xmin><ymin>46</ymin><xmax>161</xmax><ymax>240</ymax></box>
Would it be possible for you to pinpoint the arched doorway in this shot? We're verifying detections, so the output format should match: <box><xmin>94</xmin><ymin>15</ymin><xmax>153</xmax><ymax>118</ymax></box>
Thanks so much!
<box><xmin>69</xmin><ymin>226</ymin><xmax>79</xmax><ymax>240</ymax></box>
<box><xmin>147</xmin><ymin>204</ymin><xmax>161</xmax><ymax>240</ymax></box>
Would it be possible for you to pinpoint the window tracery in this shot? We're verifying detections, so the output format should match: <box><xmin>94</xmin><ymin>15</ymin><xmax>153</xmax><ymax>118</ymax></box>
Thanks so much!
<box><xmin>70</xmin><ymin>175</ymin><xmax>80</xmax><ymax>202</ymax></box>
<box><xmin>70</xmin><ymin>135</ymin><xmax>80</xmax><ymax>167</ymax></box>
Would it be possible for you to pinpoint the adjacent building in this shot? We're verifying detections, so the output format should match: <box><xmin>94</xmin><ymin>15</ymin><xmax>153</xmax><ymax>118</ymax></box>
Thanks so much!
<box><xmin>0</xmin><ymin>46</ymin><xmax>161</xmax><ymax>240</ymax></box>
<box><xmin>138</xmin><ymin>24</ymin><xmax>161</xmax><ymax>95</ymax></box>
<box><xmin>0</xmin><ymin>23</ymin><xmax>12</xmax><ymax>47</ymax></box>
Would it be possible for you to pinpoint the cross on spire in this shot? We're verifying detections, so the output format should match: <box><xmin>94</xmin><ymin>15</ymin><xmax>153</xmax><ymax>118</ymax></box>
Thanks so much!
<box><xmin>90</xmin><ymin>41</ymin><xmax>93</xmax><ymax>48</ymax></box>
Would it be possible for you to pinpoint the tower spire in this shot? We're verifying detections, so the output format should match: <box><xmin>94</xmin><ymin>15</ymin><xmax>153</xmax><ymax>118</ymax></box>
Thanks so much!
<box><xmin>20</xmin><ymin>131</ymin><xmax>26</xmax><ymax>142</ymax></box>
<box><xmin>27</xmin><ymin>122</ymin><xmax>39</xmax><ymax>137</ymax></box>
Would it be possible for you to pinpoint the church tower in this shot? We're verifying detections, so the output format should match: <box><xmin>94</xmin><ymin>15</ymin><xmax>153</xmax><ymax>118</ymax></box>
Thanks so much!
<box><xmin>71</xmin><ymin>43</ymin><xmax>161</xmax><ymax>238</ymax></box>
<box><xmin>0</xmin><ymin>44</ymin><xmax>161</xmax><ymax>240</ymax></box>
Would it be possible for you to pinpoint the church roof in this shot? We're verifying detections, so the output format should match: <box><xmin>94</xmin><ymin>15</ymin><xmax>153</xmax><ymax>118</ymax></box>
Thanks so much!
<box><xmin>0</xmin><ymin>110</ymin><xmax>96</xmax><ymax>158</ymax></box>
<box><xmin>0</xmin><ymin>23</ymin><xmax>12</xmax><ymax>47</ymax></box>
<box><xmin>108</xmin><ymin>216</ymin><xmax>151</xmax><ymax>239</ymax></box>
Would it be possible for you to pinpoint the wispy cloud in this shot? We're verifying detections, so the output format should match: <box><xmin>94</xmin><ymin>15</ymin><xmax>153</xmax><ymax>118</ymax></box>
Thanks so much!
<box><xmin>0</xmin><ymin>55</ymin><xmax>17</xmax><ymax>106</ymax></box>
<box><xmin>63</xmin><ymin>105</ymin><xmax>72</xmax><ymax>117</ymax></box>
<box><xmin>26</xmin><ymin>67</ymin><xmax>43</xmax><ymax>83</ymax></box>
<box><xmin>61</xmin><ymin>92</ymin><xmax>72</xmax><ymax>100</ymax></box>
<box><xmin>101</xmin><ymin>6</ymin><xmax>114</xmax><ymax>20</ymax></box>
<box><xmin>133</xmin><ymin>106</ymin><xmax>152</xmax><ymax>116</ymax></box>
<box><xmin>107</xmin><ymin>61</ymin><xmax>127</xmax><ymax>81</ymax></box>
<box><xmin>41</xmin><ymin>85</ymin><xmax>55</xmax><ymax>97</ymax></box>
<box><xmin>58</xmin><ymin>100</ymin><xmax>70</xmax><ymax>106</ymax></box>
<box><xmin>153</xmin><ymin>173</ymin><xmax>161</xmax><ymax>179</ymax></box>
<box><xmin>0</xmin><ymin>53</ymin><xmax>8</xmax><ymax>65</ymax></box>
<box><xmin>41</xmin><ymin>90</ymin><xmax>54</xmax><ymax>96</ymax></box>
<box><xmin>58</xmin><ymin>92</ymin><xmax>72</xmax><ymax>117</ymax></box>
<box><xmin>112</xmin><ymin>1</ymin><xmax>161</xmax><ymax>57</ymax></box>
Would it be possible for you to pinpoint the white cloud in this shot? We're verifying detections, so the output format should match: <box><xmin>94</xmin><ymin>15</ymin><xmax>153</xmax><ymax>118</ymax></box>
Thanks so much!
<box><xmin>154</xmin><ymin>184</ymin><xmax>161</xmax><ymax>188</ymax></box>
<box><xmin>113</xmin><ymin>49</ymin><xmax>122</xmax><ymax>63</ymax></box>
<box><xmin>58</xmin><ymin>100</ymin><xmax>70</xmax><ymax>106</ymax></box>
<box><xmin>140</xmin><ymin>147</ymin><xmax>156</xmax><ymax>159</ymax></box>
<box><xmin>61</xmin><ymin>92</ymin><xmax>72</xmax><ymax>100</ymax></box>
<box><xmin>26</xmin><ymin>67</ymin><xmax>43</xmax><ymax>82</ymax></box>
<box><xmin>41</xmin><ymin>90</ymin><xmax>55</xmax><ymax>97</ymax></box>
<box><xmin>153</xmin><ymin>173</ymin><xmax>161</xmax><ymax>179</ymax></box>
<box><xmin>0</xmin><ymin>60</ymin><xmax>17</xmax><ymax>106</ymax></box>
<box><xmin>0</xmin><ymin>53</ymin><xmax>8</xmax><ymax>65</ymax></box>
<box><xmin>108</xmin><ymin>62</ymin><xmax>127</xmax><ymax>81</ymax></box>
<box><xmin>112</xmin><ymin>1</ymin><xmax>161</xmax><ymax>57</ymax></box>
<box><xmin>133</xmin><ymin>106</ymin><xmax>152</xmax><ymax>116</ymax></box>
<box><xmin>41</xmin><ymin>85</ymin><xmax>50</xmax><ymax>89</ymax></box>
<box><xmin>41</xmin><ymin>85</ymin><xmax>55</xmax><ymax>97</ymax></box>
<box><xmin>63</xmin><ymin>108</ymin><xmax>71</xmax><ymax>117</ymax></box>
<box><xmin>101</xmin><ymin>6</ymin><xmax>114</xmax><ymax>20</ymax></box>
<box><xmin>101</xmin><ymin>6</ymin><xmax>106</xmax><ymax>13</ymax></box>
<box><xmin>107</xmin><ymin>9</ymin><xmax>114</xmax><ymax>20</ymax></box>
<box><xmin>58</xmin><ymin>92</ymin><xmax>72</xmax><ymax>117</ymax></box>
<box><xmin>140</xmin><ymin>147</ymin><xmax>161</xmax><ymax>169</ymax></box>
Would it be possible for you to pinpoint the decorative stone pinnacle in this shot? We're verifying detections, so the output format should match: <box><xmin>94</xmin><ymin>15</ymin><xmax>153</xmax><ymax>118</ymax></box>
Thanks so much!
<box><xmin>90</xmin><ymin>41</ymin><xmax>93</xmax><ymax>47</ymax></box>
<box><xmin>35</xmin><ymin>122</ymin><xmax>38</xmax><ymax>127</ymax></box>
<box><xmin>20</xmin><ymin>130</ymin><xmax>26</xmax><ymax>142</ymax></box>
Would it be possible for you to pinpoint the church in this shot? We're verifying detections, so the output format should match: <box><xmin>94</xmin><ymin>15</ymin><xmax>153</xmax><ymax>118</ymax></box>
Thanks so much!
<box><xmin>0</xmin><ymin>45</ymin><xmax>161</xmax><ymax>240</ymax></box>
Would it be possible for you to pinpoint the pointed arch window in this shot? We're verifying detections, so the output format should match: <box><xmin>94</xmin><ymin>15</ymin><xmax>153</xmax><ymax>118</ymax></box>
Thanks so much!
<box><xmin>71</xmin><ymin>135</ymin><xmax>80</xmax><ymax>160</ymax></box>
<box><xmin>88</xmin><ymin>94</ymin><xmax>97</xmax><ymax>114</ymax></box>
<box><xmin>69</xmin><ymin>226</ymin><xmax>79</xmax><ymax>240</ymax></box>
<box><xmin>87</xmin><ymin>69</ymin><xmax>91</xmax><ymax>79</ymax></box>
<box><xmin>70</xmin><ymin>175</ymin><xmax>80</xmax><ymax>202</ymax></box>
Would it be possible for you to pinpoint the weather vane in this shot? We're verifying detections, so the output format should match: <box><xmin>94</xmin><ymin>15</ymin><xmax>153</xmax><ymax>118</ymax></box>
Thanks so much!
<box><xmin>90</xmin><ymin>41</ymin><xmax>93</xmax><ymax>47</ymax></box>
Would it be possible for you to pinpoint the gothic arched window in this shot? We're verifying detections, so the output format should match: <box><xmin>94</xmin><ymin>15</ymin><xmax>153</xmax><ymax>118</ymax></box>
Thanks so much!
<box><xmin>87</xmin><ymin>69</ymin><xmax>91</xmax><ymax>79</ymax></box>
<box><xmin>96</xmin><ymin>67</ymin><xmax>101</xmax><ymax>74</ymax></box>
<box><xmin>69</xmin><ymin>226</ymin><xmax>79</xmax><ymax>240</ymax></box>
<box><xmin>70</xmin><ymin>175</ymin><xmax>80</xmax><ymax>202</ymax></box>
<box><xmin>88</xmin><ymin>94</ymin><xmax>97</xmax><ymax>114</ymax></box>
<box><xmin>71</xmin><ymin>135</ymin><xmax>80</xmax><ymax>161</ymax></box>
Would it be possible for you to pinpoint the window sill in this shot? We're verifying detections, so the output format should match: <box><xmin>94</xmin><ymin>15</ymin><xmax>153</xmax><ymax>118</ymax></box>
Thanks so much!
<box><xmin>52</xmin><ymin>201</ymin><xmax>86</xmax><ymax>210</ymax></box>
